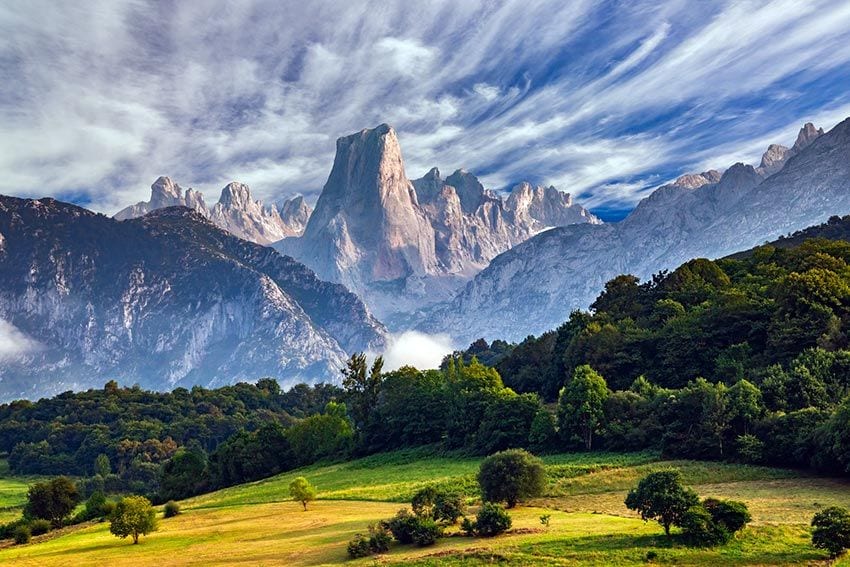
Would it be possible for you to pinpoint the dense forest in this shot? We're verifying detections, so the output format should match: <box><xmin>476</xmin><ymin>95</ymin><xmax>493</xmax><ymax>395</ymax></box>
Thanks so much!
<box><xmin>3</xmin><ymin>219</ymin><xmax>850</xmax><ymax>503</ymax></box>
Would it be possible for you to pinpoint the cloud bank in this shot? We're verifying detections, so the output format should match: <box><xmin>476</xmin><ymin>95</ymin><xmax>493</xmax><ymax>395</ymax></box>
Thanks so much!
<box><xmin>0</xmin><ymin>319</ymin><xmax>41</xmax><ymax>360</ymax></box>
<box><xmin>2</xmin><ymin>1</ymin><xmax>850</xmax><ymax>217</ymax></box>
<box><xmin>381</xmin><ymin>331</ymin><xmax>455</xmax><ymax>372</ymax></box>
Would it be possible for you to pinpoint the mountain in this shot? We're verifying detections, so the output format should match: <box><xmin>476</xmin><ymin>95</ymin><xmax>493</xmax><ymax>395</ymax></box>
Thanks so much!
<box><xmin>276</xmin><ymin>124</ymin><xmax>599</xmax><ymax>319</ymax></box>
<box><xmin>420</xmin><ymin>120</ymin><xmax>846</xmax><ymax>343</ymax></box>
<box><xmin>115</xmin><ymin>177</ymin><xmax>311</xmax><ymax>245</ymax></box>
<box><xmin>0</xmin><ymin>196</ymin><xmax>385</xmax><ymax>401</ymax></box>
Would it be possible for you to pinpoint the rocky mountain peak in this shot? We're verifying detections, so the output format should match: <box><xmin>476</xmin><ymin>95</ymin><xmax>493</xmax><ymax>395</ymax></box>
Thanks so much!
<box><xmin>218</xmin><ymin>182</ymin><xmax>254</xmax><ymax>210</ymax></box>
<box><xmin>793</xmin><ymin>122</ymin><xmax>825</xmax><ymax>153</ymax></box>
<box><xmin>444</xmin><ymin>169</ymin><xmax>486</xmax><ymax>213</ymax></box>
<box><xmin>758</xmin><ymin>144</ymin><xmax>791</xmax><ymax>176</ymax></box>
<box><xmin>150</xmin><ymin>176</ymin><xmax>182</xmax><ymax>205</ymax></box>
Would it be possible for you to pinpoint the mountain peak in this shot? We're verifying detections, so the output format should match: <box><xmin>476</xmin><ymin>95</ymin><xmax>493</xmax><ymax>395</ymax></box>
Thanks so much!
<box><xmin>792</xmin><ymin>122</ymin><xmax>824</xmax><ymax>153</ymax></box>
<box><xmin>218</xmin><ymin>182</ymin><xmax>253</xmax><ymax>209</ymax></box>
<box><xmin>150</xmin><ymin>176</ymin><xmax>183</xmax><ymax>206</ymax></box>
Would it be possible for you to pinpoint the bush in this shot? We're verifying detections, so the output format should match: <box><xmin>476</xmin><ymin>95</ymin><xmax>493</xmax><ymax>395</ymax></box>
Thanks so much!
<box><xmin>386</xmin><ymin>509</ymin><xmax>418</xmax><ymax>544</ymax></box>
<box><xmin>478</xmin><ymin>449</ymin><xmax>546</xmax><ymax>508</ymax></box>
<box><xmin>28</xmin><ymin>519</ymin><xmax>51</xmax><ymax>536</ymax></box>
<box><xmin>680</xmin><ymin>505</ymin><xmax>730</xmax><ymax>547</ymax></box>
<box><xmin>411</xmin><ymin>486</ymin><xmax>465</xmax><ymax>524</ymax></box>
<box><xmin>702</xmin><ymin>498</ymin><xmax>751</xmax><ymax>533</ymax></box>
<box><xmin>368</xmin><ymin>522</ymin><xmax>391</xmax><ymax>553</ymax></box>
<box><xmin>163</xmin><ymin>500</ymin><xmax>181</xmax><ymax>518</ymax></box>
<box><xmin>14</xmin><ymin>525</ymin><xmax>31</xmax><ymax>544</ymax></box>
<box><xmin>460</xmin><ymin>516</ymin><xmax>476</xmax><ymax>536</ymax></box>
<box><xmin>474</xmin><ymin>502</ymin><xmax>512</xmax><ymax>537</ymax></box>
<box><xmin>411</xmin><ymin>517</ymin><xmax>442</xmax><ymax>547</ymax></box>
<box><xmin>812</xmin><ymin>506</ymin><xmax>850</xmax><ymax>558</ymax></box>
<box><xmin>347</xmin><ymin>533</ymin><xmax>371</xmax><ymax>558</ymax></box>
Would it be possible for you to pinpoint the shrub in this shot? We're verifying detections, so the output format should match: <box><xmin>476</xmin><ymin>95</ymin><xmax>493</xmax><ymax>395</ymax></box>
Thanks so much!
<box><xmin>289</xmin><ymin>477</ymin><xmax>317</xmax><ymax>511</ymax></box>
<box><xmin>460</xmin><ymin>516</ymin><xmax>476</xmax><ymax>536</ymax></box>
<box><xmin>368</xmin><ymin>523</ymin><xmax>391</xmax><ymax>553</ymax></box>
<box><xmin>702</xmin><ymin>498</ymin><xmax>751</xmax><ymax>533</ymax></box>
<box><xmin>411</xmin><ymin>517</ymin><xmax>442</xmax><ymax>547</ymax></box>
<box><xmin>347</xmin><ymin>533</ymin><xmax>371</xmax><ymax>558</ymax></box>
<box><xmin>163</xmin><ymin>500</ymin><xmax>181</xmax><ymax>518</ymax></box>
<box><xmin>386</xmin><ymin>509</ymin><xmax>418</xmax><ymax>544</ymax></box>
<box><xmin>14</xmin><ymin>525</ymin><xmax>31</xmax><ymax>544</ymax></box>
<box><xmin>474</xmin><ymin>502</ymin><xmax>512</xmax><ymax>537</ymax></box>
<box><xmin>28</xmin><ymin>519</ymin><xmax>51</xmax><ymax>536</ymax></box>
<box><xmin>679</xmin><ymin>505</ymin><xmax>730</xmax><ymax>547</ymax></box>
<box><xmin>411</xmin><ymin>486</ymin><xmax>465</xmax><ymax>524</ymax></box>
<box><xmin>625</xmin><ymin>470</ymin><xmax>699</xmax><ymax>536</ymax></box>
<box><xmin>539</xmin><ymin>514</ymin><xmax>551</xmax><ymax>526</ymax></box>
<box><xmin>812</xmin><ymin>506</ymin><xmax>850</xmax><ymax>558</ymax></box>
<box><xmin>478</xmin><ymin>449</ymin><xmax>546</xmax><ymax>508</ymax></box>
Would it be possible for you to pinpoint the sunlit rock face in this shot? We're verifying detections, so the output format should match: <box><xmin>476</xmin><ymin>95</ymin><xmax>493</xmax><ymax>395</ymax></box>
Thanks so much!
<box><xmin>277</xmin><ymin>124</ymin><xmax>599</xmax><ymax>320</ymax></box>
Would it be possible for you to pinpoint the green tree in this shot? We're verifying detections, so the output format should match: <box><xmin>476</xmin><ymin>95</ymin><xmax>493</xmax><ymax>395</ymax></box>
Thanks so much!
<box><xmin>289</xmin><ymin>476</ymin><xmax>316</xmax><ymax>511</ymax></box>
<box><xmin>24</xmin><ymin>477</ymin><xmax>80</xmax><ymax>527</ymax></box>
<box><xmin>558</xmin><ymin>365</ymin><xmax>610</xmax><ymax>450</ymax></box>
<box><xmin>341</xmin><ymin>353</ymin><xmax>383</xmax><ymax>433</ymax></box>
<box><xmin>109</xmin><ymin>495</ymin><xmax>158</xmax><ymax>544</ymax></box>
<box><xmin>812</xmin><ymin>506</ymin><xmax>850</xmax><ymax>558</ymax></box>
<box><xmin>477</xmin><ymin>449</ymin><xmax>546</xmax><ymax>508</ymax></box>
<box><xmin>94</xmin><ymin>453</ymin><xmax>111</xmax><ymax>478</ymax></box>
<box><xmin>726</xmin><ymin>379</ymin><xmax>763</xmax><ymax>435</ymax></box>
<box><xmin>625</xmin><ymin>470</ymin><xmax>699</xmax><ymax>536</ymax></box>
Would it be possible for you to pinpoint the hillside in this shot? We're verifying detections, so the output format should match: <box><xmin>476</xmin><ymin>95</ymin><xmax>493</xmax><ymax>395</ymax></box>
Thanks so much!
<box><xmin>0</xmin><ymin>449</ymin><xmax>846</xmax><ymax>565</ymax></box>
<box><xmin>727</xmin><ymin>214</ymin><xmax>850</xmax><ymax>259</ymax></box>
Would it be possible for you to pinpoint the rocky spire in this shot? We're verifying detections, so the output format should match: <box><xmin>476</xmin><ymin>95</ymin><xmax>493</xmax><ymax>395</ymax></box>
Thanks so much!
<box><xmin>792</xmin><ymin>122</ymin><xmax>825</xmax><ymax>153</ymax></box>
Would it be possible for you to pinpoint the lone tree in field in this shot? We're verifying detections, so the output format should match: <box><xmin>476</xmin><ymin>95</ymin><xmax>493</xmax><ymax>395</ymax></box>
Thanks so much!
<box><xmin>812</xmin><ymin>506</ymin><xmax>850</xmax><ymax>558</ymax></box>
<box><xmin>625</xmin><ymin>470</ymin><xmax>699</xmax><ymax>536</ymax></box>
<box><xmin>289</xmin><ymin>476</ymin><xmax>317</xmax><ymax>511</ymax></box>
<box><xmin>109</xmin><ymin>495</ymin><xmax>158</xmax><ymax>544</ymax></box>
<box><xmin>478</xmin><ymin>449</ymin><xmax>546</xmax><ymax>508</ymax></box>
<box><xmin>24</xmin><ymin>476</ymin><xmax>80</xmax><ymax>527</ymax></box>
<box><xmin>558</xmin><ymin>365</ymin><xmax>609</xmax><ymax>450</ymax></box>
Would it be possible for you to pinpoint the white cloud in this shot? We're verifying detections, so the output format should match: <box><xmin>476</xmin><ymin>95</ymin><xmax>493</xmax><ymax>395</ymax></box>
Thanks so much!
<box><xmin>381</xmin><ymin>331</ymin><xmax>455</xmax><ymax>371</ymax></box>
<box><xmin>0</xmin><ymin>319</ymin><xmax>41</xmax><ymax>360</ymax></box>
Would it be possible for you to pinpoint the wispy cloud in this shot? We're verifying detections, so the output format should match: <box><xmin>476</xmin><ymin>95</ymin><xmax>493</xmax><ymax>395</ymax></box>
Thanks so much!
<box><xmin>0</xmin><ymin>319</ymin><xmax>41</xmax><ymax>360</ymax></box>
<box><xmin>1</xmin><ymin>1</ymin><xmax>850</xmax><ymax>215</ymax></box>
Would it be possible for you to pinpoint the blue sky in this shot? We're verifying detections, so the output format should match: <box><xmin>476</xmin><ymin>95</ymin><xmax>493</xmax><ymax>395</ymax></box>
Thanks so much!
<box><xmin>2</xmin><ymin>1</ymin><xmax>850</xmax><ymax>220</ymax></box>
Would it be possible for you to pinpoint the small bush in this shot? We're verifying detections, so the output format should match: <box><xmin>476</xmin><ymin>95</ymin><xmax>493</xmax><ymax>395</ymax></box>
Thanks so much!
<box><xmin>411</xmin><ymin>517</ymin><xmax>442</xmax><ymax>547</ymax></box>
<box><xmin>539</xmin><ymin>514</ymin><xmax>551</xmax><ymax>527</ymax></box>
<box><xmin>368</xmin><ymin>523</ymin><xmax>391</xmax><ymax>553</ymax></box>
<box><xmin>702</xmin><ymin>498</ymin><xmax>751</xmax><ymax>533</ymax></box>
<box><xmin>474</xmin><ymin>502</ymin><xmax>512</xmax><ymax>537</ymax></box>
<box><xmin>14</xmin><ymin>525</ymin><xmax>31</xmax><ymax>545</ymax></box>
<box><xmin>28</xmin><ymin>519</ymin><xmax>51</xmax><ymax>536</ymax></box>
<box><xmin>347</xmin><ymin>533</ymin><xmax>371</xmax><ymax>558</ymax></box>
<box><xmin>680</xmin><ymin>505</ymin><xmax>729</xmax><ymax>547</ymax></box>
<box><xmin>386</xmin><ymin>508</ymin><xmax>418</xmax><ymax>544</ymax></box>
<box><xmin>163</xmin><ymin>500</ymin><xmax>181</xmax><ymax>518</ymax></box>
<box><xmin>812</xmin><ymin>506</ymin><xmax>850</xmax><ymax>558</ymax></box>
<box><xmin>460</xmin><ymin>516</ymin><xmax>476</xmax><ymax>536</ymax></box>
<box><xmin>645</xmin><ymin>550</ymin><xmax>658</xmax><ymax>562</ymax></box>
<box><xmin>0</xmin><ymin>518</ymin><xmax>27</xmax><ymax>540</ymax></box>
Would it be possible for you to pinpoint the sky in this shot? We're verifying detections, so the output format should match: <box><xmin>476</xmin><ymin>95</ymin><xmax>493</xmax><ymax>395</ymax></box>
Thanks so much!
<box><xmin>2</xmin><ymin>1</ymin><xmax>850</xmax><ymax>221</ymax></box>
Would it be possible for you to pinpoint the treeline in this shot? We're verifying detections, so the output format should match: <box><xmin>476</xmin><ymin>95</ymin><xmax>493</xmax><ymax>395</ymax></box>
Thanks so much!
<box><xmin>4</xmin><ymin>234</ymin><xmax>850</xmax><ymax>503</ymax></box>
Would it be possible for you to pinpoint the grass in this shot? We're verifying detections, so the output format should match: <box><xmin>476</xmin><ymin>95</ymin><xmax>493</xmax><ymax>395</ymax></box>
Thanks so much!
<box><xmin>0</xmin><ymin>450</ymin><xmax>847</xmax><ymax>565</ymax></box>
<box><xmin>0</xmin><ymin>459</ymin><xmax>46</xmax><ymax>524</ymax></box>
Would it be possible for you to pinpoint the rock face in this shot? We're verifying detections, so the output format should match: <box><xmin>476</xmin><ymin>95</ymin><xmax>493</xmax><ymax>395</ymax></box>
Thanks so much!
<box><xmin>115</xmin><ymin>177</ymin><xmax>311</xmax><ymax>245</ymax></box>
<box><xmin>421</xmin><ymin>120</ymin><xmax>842</xmax><ymax>343</ymax></box>
<box><xmin>278</xmin><ymin>124</ymin><xmax>599</xmax><ymax>318</ymax></box>
<box><xmin>0</xmin><ymin>196</ymin><xmax>385</xmax><ymax>401</ymax></box>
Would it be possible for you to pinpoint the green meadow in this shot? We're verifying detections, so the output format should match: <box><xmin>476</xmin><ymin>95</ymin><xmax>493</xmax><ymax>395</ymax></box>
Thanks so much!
<box><xmin>1</xmin><ymin>450</ymin><xmax>849</xmax><ymax>565</ymax></box>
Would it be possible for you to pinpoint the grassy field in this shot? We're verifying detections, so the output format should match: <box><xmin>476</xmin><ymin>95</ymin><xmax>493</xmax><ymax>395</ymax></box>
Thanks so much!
<box><xmin>0</xmin><ymin>459</ymin><xmax>46</xmax><ymax>524</ymax></box>
<box><xmin>1</xmin><ymin>450</ymin><xmax>848</xmax><ymax>565</ymax></box>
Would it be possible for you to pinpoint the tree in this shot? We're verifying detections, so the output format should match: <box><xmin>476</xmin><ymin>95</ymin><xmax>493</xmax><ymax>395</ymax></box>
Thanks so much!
<box><xmin>812</xmin><ymin>506</ymin><xmax>850</xmax><ymax>558</ymax></box>
<box><xmin>341</xmin><ymin>353</ymin><xmax>383</xmax><ymax>436</ymax></box>
<box><xmin>95</xmin><ymin>453</ymin><xmax>111</xmax><ymax>478</ymax></box>
<box><xmin>109</xmin><ymin>495</ymin><xmax>157</xmax><ymax>544</ymax></box>
<box><xmin>478</xmin><ymin>449</ymin><xmax>546</xmax><ymax>508</ymax></box>
<box><xmin>159</xmin><ymin>446</ymin><xmax>208</xmax><ymax>501</ymax></box>
<box><xmin>558</xmin><ymin>365</ymin><xmax>609</xmax><ymax>450</ymax></box>
<box><xmin>24</xmin><ymin>477</ymin><xmax>80</xmax><ymax>527</ymax></box>
<box><xmin>625</xmin><ymin>470</ymin><xmax>699</xmax><ymax>536</ymax></box>
<box><xmin>289</xmin><ymin>477</ymin><xmax>316</xmax><ymax>511</ymax></box>
<box><xmin>726</xmin><ymin>379</ymin><xmax>763</xmax><ymax>436</ymax></box>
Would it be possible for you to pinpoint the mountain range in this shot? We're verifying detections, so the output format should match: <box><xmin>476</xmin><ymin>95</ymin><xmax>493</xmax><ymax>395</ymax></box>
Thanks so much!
<box><xmin>0</xmin><ymin>197</ymin><xmax>384</xmax><ymax>400</ymax></box>
<box><xmin>419</xmin><ymin>120</ymin><xmax>850</xmax><ymax>343</ymax></box>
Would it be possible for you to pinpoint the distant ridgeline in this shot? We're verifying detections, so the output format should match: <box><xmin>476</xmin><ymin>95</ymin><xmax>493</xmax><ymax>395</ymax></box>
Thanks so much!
<box><xmin>3</xmin><ymin>217</ymin><xmax>850</xmax><ymax>503</ymax></box>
